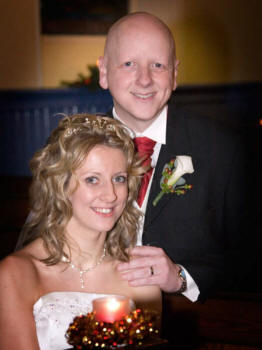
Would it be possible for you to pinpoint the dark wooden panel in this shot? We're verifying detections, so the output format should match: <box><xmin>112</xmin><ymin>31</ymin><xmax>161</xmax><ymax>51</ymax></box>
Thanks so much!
<box><xmin>0</xmin><ymin>176</ymin><xmax>31</xmax><ymax>258</ymax></box>
<box><xmin>162</xmin><ymin>293</ymin><xmax>262</xmax><ymax>349</ymax></box>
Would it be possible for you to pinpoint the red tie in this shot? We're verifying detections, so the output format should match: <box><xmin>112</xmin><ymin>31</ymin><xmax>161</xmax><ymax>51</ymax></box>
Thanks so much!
<box><xmin>134</xmin><ymin>137</ymin><xmax>156</xmax><ymax>207</ymax></box>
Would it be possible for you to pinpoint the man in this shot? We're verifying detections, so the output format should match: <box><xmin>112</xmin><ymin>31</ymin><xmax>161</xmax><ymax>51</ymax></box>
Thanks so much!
<box><xmin>98</xmin><ymin>12</ymin><xmax>247</xmax><ymax>302</ymax></box>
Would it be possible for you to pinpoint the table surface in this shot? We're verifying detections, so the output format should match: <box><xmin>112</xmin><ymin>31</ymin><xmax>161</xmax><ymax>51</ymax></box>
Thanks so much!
<box><xmin>65</xmin><ymin>337</ymin><xmax>169</xmax><ymax>349</ymax></box>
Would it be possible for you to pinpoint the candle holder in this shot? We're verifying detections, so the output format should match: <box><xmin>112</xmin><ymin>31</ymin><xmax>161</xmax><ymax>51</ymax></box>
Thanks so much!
<box><xmin>66</xmin><ymin>308</ymin><xmax>160</xmax><ymax>349</ymax></box>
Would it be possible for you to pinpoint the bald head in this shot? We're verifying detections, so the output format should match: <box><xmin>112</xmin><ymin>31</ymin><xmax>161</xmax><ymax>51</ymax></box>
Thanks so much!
<box><xmin>104</xmin><ymin>12</ymin><xmax>176</xmax><ymax>62</ymax></box>
<box><xmin>98</xmin><ymin>12</ymin><xmax>178</xmax><ymax>132</ymax></box>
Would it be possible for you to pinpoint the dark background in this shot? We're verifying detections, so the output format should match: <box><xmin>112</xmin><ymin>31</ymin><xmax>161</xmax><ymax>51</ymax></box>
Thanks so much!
<box><xmin>41</xmin><ymin>0</ymin><xmax>128</xmax><ymax>34</ymax></box>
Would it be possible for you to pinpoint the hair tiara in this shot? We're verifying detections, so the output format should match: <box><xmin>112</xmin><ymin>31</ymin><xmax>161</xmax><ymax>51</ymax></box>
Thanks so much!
<box><xmin>64</xmin><ymin>116</ymin><xmax>115</xmax><ymax>138</ymax></box>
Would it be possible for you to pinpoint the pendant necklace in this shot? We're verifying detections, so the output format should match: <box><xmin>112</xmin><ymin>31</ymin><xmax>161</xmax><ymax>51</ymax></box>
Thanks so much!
<box><xmin>62</xmin><ymin>244</ymin><xmax>106</xmax><ymax>289</ymax></box>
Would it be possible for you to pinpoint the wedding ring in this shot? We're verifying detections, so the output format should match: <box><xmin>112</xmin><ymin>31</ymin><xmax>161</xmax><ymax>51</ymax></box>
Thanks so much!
<box><xmin>150</xmin><ymin>266</ymin><xmax>154</xmax><ymax>276</ymax></box>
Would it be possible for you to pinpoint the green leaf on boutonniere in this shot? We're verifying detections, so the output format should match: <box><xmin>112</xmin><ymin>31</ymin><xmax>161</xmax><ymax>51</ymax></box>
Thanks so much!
<box><xmin>153</xmin><ymin>156</ymin><xmax>194</xmax><ymax>206</ymax></box>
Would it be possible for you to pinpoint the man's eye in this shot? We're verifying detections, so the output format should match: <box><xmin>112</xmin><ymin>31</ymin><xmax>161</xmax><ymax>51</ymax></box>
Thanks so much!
<box><xmin>153</xmin><ymin>62</ymin><xmax>163</xmax><ymax>69</ymax></box>
<box><xmin>85</xmin><ymin>177</ymin><xmax>98</xmax><ymax>184</ymax></box>
<box><xmin>123</xmin><ymin>61</ymin><xmax>135</xmax><ymax>68</ymax></box>
<box><xmin>113</xmin><ymin>175</ymin><xmax>127</xmax><ymax>183</ymax></box>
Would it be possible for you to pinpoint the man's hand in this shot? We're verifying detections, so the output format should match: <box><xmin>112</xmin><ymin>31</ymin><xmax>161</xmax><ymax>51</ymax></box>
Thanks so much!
<box><xmin>117</xmin><ymin>246</ymin><xmax>183</xmax><ymax>293</ymax></box>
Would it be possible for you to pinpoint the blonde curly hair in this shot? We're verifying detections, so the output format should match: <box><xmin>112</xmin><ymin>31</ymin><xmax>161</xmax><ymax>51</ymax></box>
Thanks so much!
<box><xmin>20</xmin><ymin>114</ymin><xmax>144</xmax><ymax>265</ymax></box>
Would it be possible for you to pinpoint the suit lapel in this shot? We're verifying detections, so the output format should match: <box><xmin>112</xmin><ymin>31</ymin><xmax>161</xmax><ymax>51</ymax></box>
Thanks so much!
<box><xmin>108</xmin><ymin>105</ymin><xmax>194</xmax><ymax>228</ymax></box>
<box><xmin>144</xmin><ymin>106</ymin><xmax>193</xmax><ymax>229</ymax></box>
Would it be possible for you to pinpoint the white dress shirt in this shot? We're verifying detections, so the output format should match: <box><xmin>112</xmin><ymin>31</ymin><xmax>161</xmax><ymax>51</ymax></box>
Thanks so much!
<box><xmin>113</xmin><ymin>106</ymin><xmax>199</xmax><ymax>302</ymax></box>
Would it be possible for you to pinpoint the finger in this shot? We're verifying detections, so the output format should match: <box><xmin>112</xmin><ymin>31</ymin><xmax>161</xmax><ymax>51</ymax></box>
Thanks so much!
<box><xmin>117</xmin><ymin>262</ymin><xmax>131</xmax><ymax>271</ymax></box>
<box><xmin>129</xmin><ymin>245</ymin><xmax>164</xmax><ymax>257</ymax></box>
<box><xmin>128</xmin><ymin>274</ymin><xmax>163</xmax><ymax>287</ymax></box>
<box><xmin>119</xmin><ymin>265</ymin><xmax>153</xmax><ymax>279</ymax></box>
<box><xmin>121</xmin><ymin>267</ymin><xmax>148</xmax><ymax>281</ymax></box>
<box><xmin>117</xmin><ymin>256</ymin><xmax>158</xmax><ymax>271</ymax></box>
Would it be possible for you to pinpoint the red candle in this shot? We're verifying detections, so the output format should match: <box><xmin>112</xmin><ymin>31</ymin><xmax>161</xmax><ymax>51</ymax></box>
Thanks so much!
<box><xmin>92</xmin><ymin>295</ymin><xmax>130</xmax><ymax>323</ymax></box>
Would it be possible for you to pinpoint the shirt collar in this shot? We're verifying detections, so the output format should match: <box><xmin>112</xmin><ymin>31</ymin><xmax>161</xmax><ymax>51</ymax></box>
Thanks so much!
<box><xmin>112</xmin><ymin>106</ymin><xmax>167</xmax><ymax>145</ymax></box>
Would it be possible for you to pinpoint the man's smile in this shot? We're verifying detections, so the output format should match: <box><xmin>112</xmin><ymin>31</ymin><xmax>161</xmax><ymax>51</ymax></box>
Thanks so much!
<box><xmin>131</xmin><ymin>92</ymin><xmax>156</xmax><ymax>100</ymax></box>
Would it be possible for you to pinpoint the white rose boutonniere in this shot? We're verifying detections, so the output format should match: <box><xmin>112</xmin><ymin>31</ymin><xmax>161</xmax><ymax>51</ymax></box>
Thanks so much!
<box><xmin>153</xmin><ymin>156</ymin><xmax>194</xmax><ymax>206</ymax></box>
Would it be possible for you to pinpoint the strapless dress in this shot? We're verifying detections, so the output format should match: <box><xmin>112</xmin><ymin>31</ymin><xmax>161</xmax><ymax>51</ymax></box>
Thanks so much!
<box><xmin>33</xmin><ymin>291</ymin><xmax>133</xmax><ymax>350</ymax></box>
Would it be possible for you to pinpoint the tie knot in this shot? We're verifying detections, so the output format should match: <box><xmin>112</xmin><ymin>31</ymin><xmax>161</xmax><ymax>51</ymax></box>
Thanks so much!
<box><xmin>134</xmin><ymin>137</ymin><xmax>156</xmax><ymax>158</ymax></box>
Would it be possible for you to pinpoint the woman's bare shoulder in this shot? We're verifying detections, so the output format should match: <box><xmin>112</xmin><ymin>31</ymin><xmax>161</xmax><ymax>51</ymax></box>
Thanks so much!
<box><xmin>0</xmin><ymin>239</ymin><xmax>43</xmax><ymax>300</ymax></box>
<box><xmin>0</xmin><ymin>251</ymin><xmax>34</xmax><ymax>276</ymax></box>
<box><xmin>1</xmin><ymin>238</ymin><xmax>41</xmax><ymax>269</ymax></box>
<box><xmin>0</xmin><ymin>242</ymin><xmax>42</xmax><ymax>349</ymax></box>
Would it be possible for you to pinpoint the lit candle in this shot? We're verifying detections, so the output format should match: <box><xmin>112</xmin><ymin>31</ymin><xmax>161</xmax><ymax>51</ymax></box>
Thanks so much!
<box><xmin>92</xmin><ymin>295</ymin><xmax>131</xmax><ymax>323</ymax></box>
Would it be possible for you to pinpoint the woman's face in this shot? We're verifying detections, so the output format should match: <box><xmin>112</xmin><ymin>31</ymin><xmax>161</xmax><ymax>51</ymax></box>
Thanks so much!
<box><xmin>67</xmin><ymin>145</ymin><xmax>128</xmax><ymax>237</ymax></box>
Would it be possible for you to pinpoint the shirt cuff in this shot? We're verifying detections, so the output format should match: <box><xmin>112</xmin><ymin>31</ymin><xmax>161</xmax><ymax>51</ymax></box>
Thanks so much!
<box><xmin>180</xmin><ymin>265</ymin><xmax>200</xmax><ymax>302</ymax></box>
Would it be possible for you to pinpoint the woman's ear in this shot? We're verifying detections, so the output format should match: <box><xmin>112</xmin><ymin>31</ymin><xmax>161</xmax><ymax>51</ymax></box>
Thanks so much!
<box><xmin>98</xmin><ymin>56</ymin><xmax>109</xmax><ymax>90</ymax></box>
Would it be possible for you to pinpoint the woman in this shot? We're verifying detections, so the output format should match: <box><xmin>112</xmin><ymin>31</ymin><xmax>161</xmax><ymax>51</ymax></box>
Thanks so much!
<box><xmin>0</xmin><ymin>114</ymin><xmax>161</xmax><ymax>350</ymax></box>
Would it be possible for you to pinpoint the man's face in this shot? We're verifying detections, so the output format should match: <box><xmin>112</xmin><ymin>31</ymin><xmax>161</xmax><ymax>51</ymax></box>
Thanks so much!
<box><xmin>99</xmin><ymin>20</ymin><xmax>178</xmax><ymax>132</ymax></box>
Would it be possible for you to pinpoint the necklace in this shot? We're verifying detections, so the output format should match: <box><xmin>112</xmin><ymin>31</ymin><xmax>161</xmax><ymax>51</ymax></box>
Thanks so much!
<box><xmin>62</xmin><ymin>245</ymin><xmax>106</xmax><ymax>289</ymax></box>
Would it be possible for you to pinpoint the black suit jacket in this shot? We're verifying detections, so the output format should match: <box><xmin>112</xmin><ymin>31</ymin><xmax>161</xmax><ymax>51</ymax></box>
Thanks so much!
<box><xmin>108</xmin><ymin>104</ymin><xmax>248</xmax><ymax>300</ymax></box>
<box><xmin>141</xmin><ymin>104</ymin><xmax>247</xmax><ymax>300</ymax></box>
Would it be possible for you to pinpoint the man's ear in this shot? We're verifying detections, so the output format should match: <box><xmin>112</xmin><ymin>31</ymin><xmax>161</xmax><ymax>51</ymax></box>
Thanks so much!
<box><xmin>98</xmin><ymin>56</ymin><xmax>109</xmax><ymax>90</ymax></box>
<box><xmin>173</xmin><ymin>59</ymin><xmax>180</xmax><ymax>91</ymax></box>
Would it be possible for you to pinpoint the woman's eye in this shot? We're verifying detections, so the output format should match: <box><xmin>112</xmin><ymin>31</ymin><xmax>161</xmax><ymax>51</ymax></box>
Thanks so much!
<box><xmin>113</xmin><ymin>175</ymin><xmax>127</xmax><ymax>183</ymax></box>
<box><xmin>85</xmin><ymin>176</ymin><xmax>98</xmax><ymax>184</ymax></box>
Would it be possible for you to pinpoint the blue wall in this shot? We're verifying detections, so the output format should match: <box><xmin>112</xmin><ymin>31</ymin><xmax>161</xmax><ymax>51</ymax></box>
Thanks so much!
<box><xmin>0</xmin><ymin>88</ymin><xmax>113</xmax><ymax>176</ymax></box>
<box><xmin>1</xmin><ymin>83</ymin><xmax>261</xmax><ymax>176</ymax></box>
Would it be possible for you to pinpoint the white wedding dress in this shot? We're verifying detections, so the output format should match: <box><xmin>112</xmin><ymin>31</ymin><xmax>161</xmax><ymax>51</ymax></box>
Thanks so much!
<box><xmin>33</xmin><ymin>291</ymin><xmax>133</xmax><ymax>350</ymax></box>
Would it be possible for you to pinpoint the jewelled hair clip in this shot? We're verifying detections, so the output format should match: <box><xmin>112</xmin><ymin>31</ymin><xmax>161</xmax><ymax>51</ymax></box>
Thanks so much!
<box><xmin>64</xmin><ymin>127</ymin><xmax>81</xmax><ymax>138</ymax></box>
<box><xmin>64</xmin><ymin>117</ymin><xmax>115</xmax><ymax>138</ymax></box>
<box><xmin>84</xmin><ymin>117</ymin><xmax>115</xmax><ymax>131</ymax></box>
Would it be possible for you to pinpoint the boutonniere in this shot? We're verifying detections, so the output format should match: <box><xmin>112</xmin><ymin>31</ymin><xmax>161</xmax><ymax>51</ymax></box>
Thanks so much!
<box><xmin>153</xmin><ymin>156</ymin><xmax>194</xmax><ymax>206</ymax></box>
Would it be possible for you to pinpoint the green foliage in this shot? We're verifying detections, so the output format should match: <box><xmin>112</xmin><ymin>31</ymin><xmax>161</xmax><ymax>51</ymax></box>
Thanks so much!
<box><xmin>60</xmin><ymin>65</ymin><xmax>101</xmax><ymax>91</ymax></box>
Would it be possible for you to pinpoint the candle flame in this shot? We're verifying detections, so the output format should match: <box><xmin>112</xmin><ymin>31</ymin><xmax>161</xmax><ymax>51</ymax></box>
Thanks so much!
<box><xmin>106</xmin><ymin>298</ymin><xmax>120</xmax><ymax>312</ymax></box>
